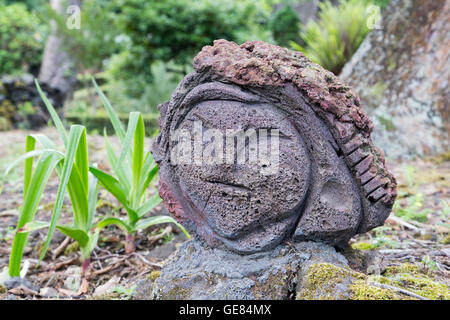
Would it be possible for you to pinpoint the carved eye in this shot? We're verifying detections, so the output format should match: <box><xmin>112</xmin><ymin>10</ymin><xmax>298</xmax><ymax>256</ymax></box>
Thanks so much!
<box><xmin>152</xmin><ymin>40</ymin><xmax>396</xmax><ymax>254</ymax></box>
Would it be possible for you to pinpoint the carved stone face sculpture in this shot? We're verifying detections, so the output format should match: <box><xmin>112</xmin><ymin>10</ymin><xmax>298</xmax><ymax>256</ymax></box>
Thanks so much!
<box><xmin>152</xmin><ymin>40</ymin><xmax>397</xmax><ymax>254</ymax></box>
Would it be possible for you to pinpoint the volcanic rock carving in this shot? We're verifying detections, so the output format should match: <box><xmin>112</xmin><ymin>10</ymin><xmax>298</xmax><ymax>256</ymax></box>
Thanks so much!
<box><xmin>152</xmin><ymin>40</ymin><xmax>397</xmax><ymax>254</ymax></box>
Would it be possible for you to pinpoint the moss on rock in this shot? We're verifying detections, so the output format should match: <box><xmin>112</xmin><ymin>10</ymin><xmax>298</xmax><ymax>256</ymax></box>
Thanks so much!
<box><xmin>297</xmin><ymin>263</ymin><xmax>365</xmax><ymax>300</ymax></box>
<box><xmin>0</xmin><ymin>284</ymin><xmax>7</xmax><ymax>294</ymax></box>
<box><xmin>377</xmin><ymin>263</ymin><xmax>450</xmax><ymax>300</ymax></box>
<box><xmin>350</xmin><ymin>279</ymin><xmax>396</xmax><ymax>300</ymax></box>
<box><xmin>296</xmin><ymin>262</ymin><xmax>450</xmax><ymax>300</ymax></box>
<box><xmin>64</xmin><ymin>242</ymin><xmax>80</xmax><ymax>256</ymax></box>
<box><xmin>351</xmin><ymin>242</ymin><xmax>376</xmax><ymax>251</ymax></box>
<box><xmin>147</xmin><ymin>271</ymin><xmax>161</xmax><ymax>281</ymax></box>
<box><xmin>442</xmin><ymin>234</ymin><xmax>450</xmax><ymax>245</ymax></box>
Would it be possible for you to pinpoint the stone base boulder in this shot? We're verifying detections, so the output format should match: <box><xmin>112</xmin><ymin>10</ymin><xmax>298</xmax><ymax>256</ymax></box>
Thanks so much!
<box><xmin>134</xmin><ymin>239</ymin><xmax>409</xmax><ymax>300</ymax></box>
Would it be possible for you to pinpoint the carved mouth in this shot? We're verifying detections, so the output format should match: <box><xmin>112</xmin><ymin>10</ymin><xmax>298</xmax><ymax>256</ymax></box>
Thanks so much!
<box><xmin>204</xmin><ymin>179</ymin><xmax>252</xmax><ymax>192</ymax></box>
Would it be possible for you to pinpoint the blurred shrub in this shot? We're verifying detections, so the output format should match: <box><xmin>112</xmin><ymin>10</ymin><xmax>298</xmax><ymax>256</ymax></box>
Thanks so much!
<box><xmin>372</xmin><ymin>0</ymin><xmax>390</xmax><ymax>8</ymax></box>
<box><xmin>67</xmin><ymin>61</ymin><xmax>184</xmax><ymax>115</ymax></box>
<box><xmin>0</xmin><ymin>0</ymin><xmax>47</xmax><ymax>10</ymax></box>
<box><xmin>291</xmin><ymin>0</ymin><xmax>373</xmax><ymax>75</ymax></box>
<box><xmin>47</xmin><ymin>0</ymin><xmax>121</xmax><ymax>73</ymax></box>
<box><xmin>104</xmin><ymin>60</ymin><xmax>185</xmax><ymax>114</ymax></box>
<box><xmin>0</xmin><ymin>3</ymin><xmax>47</xmax><ymax>75</ymax></box>
<box><xmin>114</xmin><ymin>0</ymin><xmax>273</xmax><ymax>82</ymax></box>
<box><xmin>65</xmin><ymin>110</ymin><xmax>159</xmax><ymax>137</ymax></box>
<box><xmin>268</xmin><ymin>5</ymin><xmax>301</xmax><ymax>48</ymax></box>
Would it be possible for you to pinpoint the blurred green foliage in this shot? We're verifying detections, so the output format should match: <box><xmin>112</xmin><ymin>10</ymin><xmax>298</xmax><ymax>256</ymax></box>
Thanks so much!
<box><xmin>268</xmin><ymin>5</ymin><xmax>301</xmax><ymax>47</ymax></box>
<box><xmin>47</xmin><ymin>0</ymin><xmax>121</xmax><ymax>73</ymax></box>
<box><xmin>113</xmin><ymin>0</ymin><xmax>273</xmax><ymax>81</ymax></box>
<box><xmin>103</xmin><ymin>61</ymin><xmax>186</xmax><ymax>114</ymax></box>
<box><xmin>0</xmin><ymin>3</ymin><xmax>48</xmax><ymax>74</ymax></box>
<box><xmin>0</xmin><ymin>0</ymin><xmax>48</xmax><ymax>10</ymax></box>
<box><xmin>0</xmin><ymin>0</ymin><xmax>389</xmax><ymax>115</ymax></box>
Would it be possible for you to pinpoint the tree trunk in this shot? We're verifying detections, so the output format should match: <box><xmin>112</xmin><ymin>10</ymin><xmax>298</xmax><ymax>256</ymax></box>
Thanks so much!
<box><xmin>38</xmin><ymin>0</ymin><xmax>82</xmax><ymax>103</ymax></box>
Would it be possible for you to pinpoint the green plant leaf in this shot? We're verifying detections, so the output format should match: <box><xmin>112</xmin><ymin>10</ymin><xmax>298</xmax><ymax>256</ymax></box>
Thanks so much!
<box><xmin>139</xmin><ymin>162</ymin><xmax>158</xmax><ymax>199</ymax></box>
<box><xmin>104</xmin><ymin>128</ymin><xmax>131</xmax><ymax>191</ymax></box>
<box><xmin>66</xmin><ymin>165</ymin><xmax>89</xmax><ymax>230</ymax></box>
<box><xmin>86</xmin><ymin>229</ymin><xmax>100</xmax><ymax>258</ymax></box>
<box><xmin>92</xmin><ymin>78</ymin><xmax>126</xmax><ymax>142</ymax></box>
<box><xmin>2</xmin><ymin>148</ymin><xmax>63</xmax><ymax>187</ymax></box>
<box><xmin>17</xmin><ymin>221</ymin><xmax>49</xmax><ymax>233</ymax></box>
<box><xmin>116</xmin><ymin>112</ymin><xmax>140</xmax><ymax>175</ymax></box>
<box><xmin>23</xmin><ymin>135</ymin><xmax>36</xmax><ymax>200</ymax></box>
<box><xmin>87</xmin><ymin>171</ymin><xmax>99</xmax><ymax>229</ymax></box>
<box><xmin>131</xmin><ymin>113</ymin><xmax>145</xmax><ymax>207</ymax></box>
<box><xmin>56</xmin><ymin>225</ymin><xmax>89</xmax><ymax>248</ymax></box>
<box><xmin>97</xmin><ymin>217</ymin><xmax>132</xmax><ymax>233</ymax></box>
<box><xmin>40</xmin><ymin>125</ymin><xmax>86</xmax><ymax>262</ymax></box>
<box><xmin>9</xmin><ymin>151</ymin><xmax>61</xmax><ymax>276</ymax></box>
<box><xmin>134</xmin><ymin>215</ymin><xmax>190</xmax><ymax>238</ymax></box>
<box><xmin>29</xmin><ymin>133</ymin><xmax>57</xmax><ymax>150</ymax></box>
<box><xmin>89</xmin><ymin>166</ymin><xmax>138</xmax><ymax>222</ymax></box>
<box><xmin>35</xmin><ymin>79</ymin><xmax>68</xmax><ymax>147</ymax></box>
<box><xmin>136</xmin><ymin>193</ymin><xmax>162</xmax><ymax>218</ymax></box>
<box><xmin>75</xmin><ymin>127</ymin><xmax>89</xmax><ymax>194</ymax></box>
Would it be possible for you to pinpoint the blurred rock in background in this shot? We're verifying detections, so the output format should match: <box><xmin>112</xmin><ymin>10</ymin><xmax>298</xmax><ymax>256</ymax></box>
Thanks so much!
<box><xmin>340</xmin><ymin>0</ymin><xmax>450</xmax><ymax>159</ymax></box>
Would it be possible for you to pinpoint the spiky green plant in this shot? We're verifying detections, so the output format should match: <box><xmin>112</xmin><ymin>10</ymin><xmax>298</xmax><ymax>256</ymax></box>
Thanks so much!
<box><xmin>5</xmin><ymin>81</ymin><xmax>100</xmax><ymax>276</ymax></box>
<box><xmin>290</xmin><ymin>0</ymin><xmax>372</xmax><ymax>75</ymax></box>
<box><xmin>90</xmin><ymin>79</ymin><xmax>189</xmax><ymax>253</ymax></box>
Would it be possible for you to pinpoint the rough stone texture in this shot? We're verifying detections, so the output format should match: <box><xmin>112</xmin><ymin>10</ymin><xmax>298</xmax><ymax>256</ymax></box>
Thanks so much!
<box><xmin>150</xmin><ymin>239</ymin><xmax>349</xmax><ymax>300</ymax></box>
<box><xmin>0</xmin><ymin>74</ymin><xmax>64</xmax><ymax>130</ymax></box>
<box><xmin>146</xmin><ymin>240</ymin><xmax>413</xmax><ymax>300</ymax></box>
<box><xmin>152</xmin><ymin>39</ymin><xmax>397</xmax><ymax>253</ymax></box>
<box><xmin>340</xmin><ymin>0</ymin><xmax>450</xmax><ymax>159</ymax></box>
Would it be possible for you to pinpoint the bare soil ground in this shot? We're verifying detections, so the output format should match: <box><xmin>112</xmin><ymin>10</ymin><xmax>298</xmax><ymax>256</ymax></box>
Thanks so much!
<box><xmin>0</xmin><ymin>128</ymin><xmax>448</xmax><ymax>299</ymax></box>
